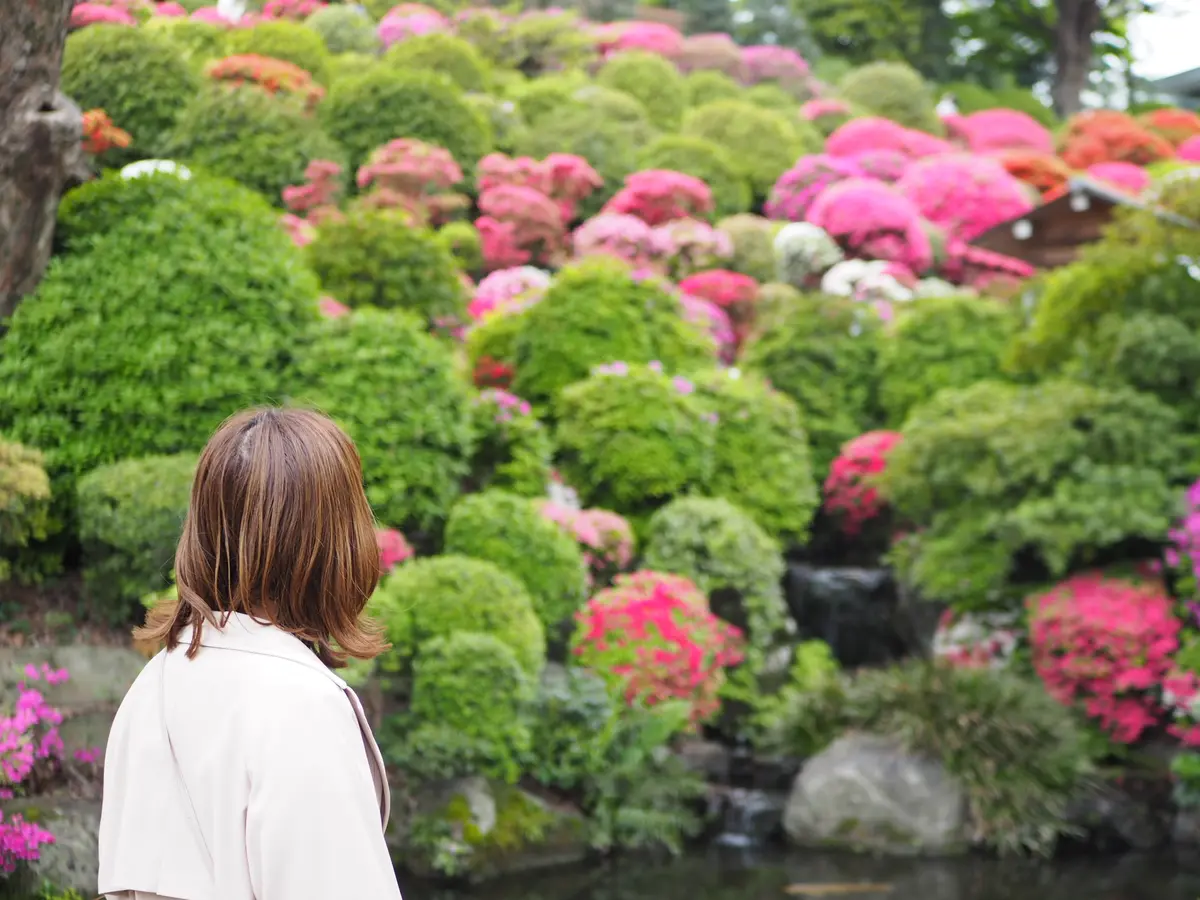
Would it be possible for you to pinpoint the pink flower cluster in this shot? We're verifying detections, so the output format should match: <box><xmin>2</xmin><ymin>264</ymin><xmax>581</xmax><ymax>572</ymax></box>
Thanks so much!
<box><xmin>1029</xmin><ymin>573</ymin><xmax>1189</xmax><ymax>745</ymax></box>
<box><xmin>377</xmin><ymin>3</ymin><xmax>448</xmax><ymax>48</ymax></box>
<box><xmin>1167</xmin><ymin>479</ymin><xmax>1200</xmax><ymax>586</ymax></box>
<box><xmin>673</xmin><ymin>32</ymin><xmax>744</xmax><ymax>78</ymax></box>
<box><xmin>281</xmin><ymin>159</ymin><xmax>343</xmax><ymax>222</ymax></box>
<box><xmin>603</xmin><ymin>170</ymin><xmax>714</xmax><ymax>226</ymax></box>
<box><xmin>262</xmin><ymin>0</ymin><xmax>326</xmax><ymax>19</ymax></box>
<box><xmin>678</xmin><ymin>292</ymin><xmax>736</xmax><ymax>362</ymax></box>
<box><xmin>1180</xmin><ymin>136</ymin><xmax>1200</xmax><ymax>163</ymax></box>
<box><xmin>1086</xmin><ymin>161</ymin><xmax>1151</xmax><ymax>195</ymax></box>
<box><xmin>376</xmin><ymin>528</ymin><xmax>414</xmax><ymax>574</ymax></box>
<box><xmin>154</xmin><ymin>2</ymin><xmax>187</xmax><ymax>16</ymax></box>
<box><xmin>765</xmin><ymin>154</ymin><xmax>863</xmax><ymax>222</ymax></box>
<box><xmin>826</xmin><ymin>117</ymin><xmax>952</xmax><ymax>160</ymax></box>
<box><xmin>318</xmin><ymin>295</ymin><xmax>350</xmax><ymax>319</ymax></box>
<box><xmin>478</xmin><ymin>153</ymin><xmax>602</xmax><ymax>224</ymax></box>
<box><xmin>355</xmin><ymin>139</ymin><xmax>466</xmax><ymax>225</ymax></box>
<box><xmin>959</xmin><ymin>108</ymin><xmax>1053</xmax><ymax>155</ymax></box>
<box><xmin>71</xmin><ymin>2</ymin><xmax>137</xmax><ymax>27</ymax></box>
<box><xmin>540</xmin><ymin>500</ymin><xmax>635</xmax><ymax>586</ymax></box>
<box><xmin>467</xmin><ymin>266</ymin><xmax>551</xmax><ymax>322</ymax></box>
<box><xmin>572</xmin><ymin>213</ymin><xmax>656</xmax><ymax>266</ymax></box>
<box><xmin>822</xmin><ymin>430</ymin><xmax>902</xmax><ymax>536</ymax></box>
<box><xmin>740</xmin><ymin>44</ymin><xmax>809</xmax><ymax>90</ymax></box>
<box><xmin>940</xmin><ymin>242</ymin><xmax>1035</xmax><ymax>294</ymax></box>
<box><xmin>896</xmin><ymin>154</ymin><xmax>1034</xmax><ymax>243</ymax></box>
<box><xmin>650</xmin><ymin>218</ymin><xmax>732</xmax><ymax>278</ymax></box>
<box><xmin>678</xmin><ymin>270</ymin><xmax>758</xmax><ymax>349</ymax></box>
<box><xmin>807</xmin><ymin>179</ymin><xmax>933</xmax><ymax>273</ymax></box>
<box><xmin>476</xmin><ymin>387</ymin><xmax>533</xmax><ymax>422</ymax></box>
<box><xmin>595</xmin><ymin>21</ymin><xmax>684</xmax><ymax>58</ymax></box>
<box><xmin>1</xmin><ymin>812</ymin><xmax>54</xmax><ymax>876</ymax></box>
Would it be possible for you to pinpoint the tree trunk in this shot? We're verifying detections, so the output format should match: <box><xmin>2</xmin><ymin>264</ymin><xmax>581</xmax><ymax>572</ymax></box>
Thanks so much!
<box><xmin>0</xmin><ymin>0</ymin><xmax>90</xmax><ymax>322</ymax></box>
<box><xmin>1052</xmin><ymin>0</ymin><xmax>1100</xmax><ymax>117</ymax></box>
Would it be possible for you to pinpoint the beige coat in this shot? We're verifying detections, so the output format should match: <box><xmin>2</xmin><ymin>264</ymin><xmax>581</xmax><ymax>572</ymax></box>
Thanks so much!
<box><xmin>97</xmin><ymin>613</ymin><xmax>402</xmax><ymax>900</ymax></box>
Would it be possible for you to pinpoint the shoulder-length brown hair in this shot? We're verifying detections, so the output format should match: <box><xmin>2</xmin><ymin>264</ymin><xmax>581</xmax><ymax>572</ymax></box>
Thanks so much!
<box><xmin>136</xmin><ymin>407</ymin><xmax>388</xmax><ymax>667</ymax></box>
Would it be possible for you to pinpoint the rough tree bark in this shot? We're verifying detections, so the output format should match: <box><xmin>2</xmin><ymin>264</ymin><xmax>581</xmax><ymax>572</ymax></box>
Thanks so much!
<box><xmin>1052</xmin><ymin>0</ymin><xmax>1101</xmax><ymax>117</ymax></box>
<box><xmin>0</xmin><ymin>0</ymin><xmax>90</xmax><ymax>322</ymax></box>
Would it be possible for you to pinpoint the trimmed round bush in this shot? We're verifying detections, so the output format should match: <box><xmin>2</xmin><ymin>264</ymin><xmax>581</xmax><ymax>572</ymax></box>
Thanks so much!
<box><xmin>598</xmin><ymin>50</ymin><xmax>688</xmax><ymax>131</ymax></box>
<box><xmin>384</xmin><ymin>32</ymin><xmax>490</xmax><ymax>92</ymax></box>
<box><xmin>320</xmin><ymin>66</ymin><xmax>492</xmax><ymax>172</ymax></box>
<box><xmin>876</xmin><ymin>294</ymin><xmax>1019</xmax><ymax>427</ymax></box>
<box><xmin>639</xmin><ymin>135</ymin><xmax>751</xmax><ymax>219</ymax></box>
<box><xmin>643</xmin><ymin>496</ymin><xmax>788</xmax><ymax>660</ymax></box>
<box><xmin>56</xmin><ymin>168</ymin><xmax>207</xmax><ymax>252</ymax></box>
<box><xmin>143</xmin><ymin>17</ymin><xmax>228</xmax><ymax>70</ymax></box>
<box><xmin>506</xmin><ymin>73</ymin><xmax>587</xmax><ymax>125</ymax></box>
<box><xmin>61</xmin><ymin>24</ymin><xmax>200</xmax><ymax>164</ymax></box>
<box><xmin>555</xmin><ymin>365</ymin><xmax>716</xmax><ymax>522</ymax></box>
<box><xmin>305</xmin><ymin>4</ymin><xmax>379</xmax><ymax>54</ymax></box>
<box><xmin>717</xmin><ymin>214</ymin><xmax>777</xmax><ymax>282</ymax></box>
<box><xmin>224</xmin><ymin>20</ymin><xmax>331</xmax><ymax>82</ymax></box>
<box><xmin>327</xmin><ymin>51</ymin><xmax>379</xmax><ymax>84</ymax></box>
<box><xmin>0</xmin><ymin>439</ymin><xmax>54</xmax><ymax>584</ymax></box>
<box><xmin>306</xmin><ymin>208</ymin><xmax>465</xmax><ymax>323</ymax></box>
<box><xmin>409</xmin><ymin>632</ymin><xmax>534</xmax><ymax>783</ymax></box>
<box><xmin>880</xmin><ymin>380</ymin><xmax>1192</xmax><ymax>613</ymax></box>
<box><xmin>444</xmin><ymin>490</ymin><xmax>588</xmax><ymax>631</ymax></box>
<box><xmin>0</xmin><ymin>173</ymin><xmax>318</xmax><ymax>482</ymax></box>
<box><xmin>369</xmin><ymin>554</ymin><xmax>547</xmax><ymax>676</ymax></box>
<box><xmin>76</xmin><ymin>454</ymin><xmax>195</xmax><ymax>619</ymax></box>
<box><xmin>693</xmin><ymin>368</ymin><xmax>819</xmax><ymax>542</ymax></box>
<box><xmin>509</xmin><ymin>258</ymin><xmax>716</xmax><ymax>409</ymax></box>
<box><xmin>466</xmin><ymin>388</ymin><xmax>553</xmax><ymax>497</ymax></box>
<box><xmin>167</xmin><ymin>85</ymin><xmax>347</xmax><ymax>206</ymax></box>
<box><xmin>437</xmin><ymin>220</ymin><xmax>483</xmax><ymax>273</ymax></box>
<box><xmin>740</xmin><ymin>293</ymin><xmax>881</xmax><ymax>478</ymax></box>
<box><xmin>684</xmin><ymin>69</ymin><xmax>742</xmax><ymax>106</ymax></box>
<box><xmin>839</xmin><ymin>61</ymin><xmax>942</xmax><ymax>134</ymax></box>
<box><xmin>682</xmin><ymin>100</ymin><xmax>819</xmax><ymax>198</ymax></box>
<box><xmin>465</xmin><ymin>92</ymin><xmax>526</xmax><ymax>154</ymax></box>
<box><xmin>744</xmin><ymin>83</ymin><xmax>796</xmax><ymax>113</ymax></box>
<box><xmin>572</xmin><ymin>85</ymin><xmax>651</xmax><ymax>128</ymax></box>
<box><xmin>526</xmin><ymin>665</ymin><xmax>615</xmax><ymax>790</ymax></box>
<box><xmin>291</xmin><ymin>308</ymin><xmax>472</xmax><ymax>532</ymax></box>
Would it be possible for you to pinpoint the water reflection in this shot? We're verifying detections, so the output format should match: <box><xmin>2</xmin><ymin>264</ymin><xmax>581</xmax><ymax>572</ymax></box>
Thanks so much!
<box><xmin>420</xmin><ymin>848</ymin><xmax>1200</xmax><ymax>900</ymax></box>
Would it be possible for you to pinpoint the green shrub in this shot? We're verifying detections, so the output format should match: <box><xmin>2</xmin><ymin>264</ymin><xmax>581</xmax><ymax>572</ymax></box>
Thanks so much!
<box><xmin>306</xmin><ymin>208</ymin><xmax>465</xmax><ymax>322</ymax></box>
<box><xmin>763</xmin><ymin>660</ymin><xmax>1091</xmax><ymax>857</ymax></box>
<box><xmin>681</xmin><ymin>100</ymin><xmax>818</xmax><ymax>198</ymax></box>
<box><xmin>717</xmin><ymin>214</ymin><xmax>777</xmax><ymax>282</ymax></box>
<box><xmin>466</xmin><ymin>389</ymin><xmax>553</xmax><ymax>498</ymax></box>
<box><xmin>465</xmin><ymin>308</ymin><xmax>527</xmax><ymax>378</ymax></box>
<box><xmin>291</xmin><ymin>308</ymin><xmax>472</xmax><ymax>532</ymax></box>
<box><xmin>408</xmin><ymin>632</ymin><xmax>534</xmax><ymax>782</ymax></box>
<box><xmin>740</xmin><ymin>293</ymin><xmax>881</xmax><ymax>478</ymax></box>
<box><xmin>0</xmin><ymin>439</ymin><xmax>54</xmax><ymax>584</ymax></box>
<box><xmin>947</xmin><ymin>80</ymin><xmax>1057</xmax><ymax>128</ymax></box>
<box><xmin>0</xmin><ymin>174</ymin><xmax>318</xmax><ymax>483</ymax></box>
<box><xmin>684</xmin><ymin>69</ymin><xmax>742</xmax><ymax>106</ymax></box>
<box><xmin>444</xmin><ymin>490</ymin><xmax>587</xmax><ymax>632</ymax></box>
<box><xmin>224</xmin><ymin>20</ymin><xmax>332</xmax><ymax>82</ymax></box>
<box><xmin>167</xmin><ymin>85</ymin><xmax>347</xmax><ymax>206</ymax></box>
<box><xmin>509</xmin><ymin>259</ymin><xmax>715</xmax><ymax>410</ymax></box>
<box><xmin>76</xmin><ymin>454</ymin><xmax>195</xmax><ymax>620</ymax></box>
<box><xmin>506</xmin><ymin>73</ymin><xmax>587</xmax><ymax>125</ymax></box>
<box><xmin>143</xmin><ymin>17</ymin><xmax>228</xmax><ymax>70</ymax></box>
<box><xmin>527</xmin><ymin>665</ymin><xmax>615</xmax><ymax>791</ymax></box>
<box><xmin>839</xmin><ymin>61</ymin><xmax>942</xmax><ymax>134</ymax></box>
<box><xmin>55</xmin><ymin>168</ymin><xmax>198</xmax><ymax>253</ymax></box>
<box><xmin>458</xmin><ymin>8</ymin><xmax>593</xmax><ymax>75</ymax></box>
<box><xmin>876</xmin><ymin>294</ymin><xmax>1019</xmax><ymax>427</ymax></box>
<box><xmin>597</xmin><ymin>51</ymin><xmax>687</xmax><ymax>131</ymax></box>
<box><xmin>745</xmin><ymin>83</ymin><xmax>797</xmax><ymax>113</ymax></box>
<box><xmin>327</xmin><ymin>50</ymin><xmax>379</xmax><ymax>84</ymax></box>
<box><xmin>369</xmin><ymin>554</ymin><xmax>546</xmax><ymax>676</ymax></box>
<box><xmin>755</xmin><ymin>282</ymin><xmax>803</xmax><ymax>331</ymax></box>
<box><xmin>879</xmin><ymin>380</ymin><xmax>1193</xmax><ymax>613</ymax></box>
<box><xmin>643</xmin><ymin>497</ymin><xmax>789</xmax><ymax>666</ymax></box>
<box><xmin>385</xmin><ymin>32</ymin><xmax>490</xmax><ymax>92</ymax></box>
<box><xmin>555</xmin><ymin>365</ymin><xmax>715</xmax><ymax>522</ymax></box>
<box><xmin>305</xmin><ymin>4</ymin><xmax>379</xmax><ymax>54</ymax></box>
<box><xmin>638</xmin><ymin>135</ymin><xmax>751</xmax><ymax>219</ymax></box>
<box><xmin>692</xmin><ymin>368</ymin><xmax>819</xmax><ymax>542</ymax></box>
<box><xmin>437</xmin><ymin>220</ymin><xmax>483</xmax><ymax>273</ymax></box>
<box><xmin>464</xmin><ymin>92</ymin><xmax>526</xmax><ymax>154</ymax></box>
<box><xmin>320</xmin><ymin>67</ymin><xmax>492</xmax><ymax>172</ymax></box>
<box><xmin>61</xmin><ymin>24</ymin><xmax>200</xmax><ymax>165</ymax></box>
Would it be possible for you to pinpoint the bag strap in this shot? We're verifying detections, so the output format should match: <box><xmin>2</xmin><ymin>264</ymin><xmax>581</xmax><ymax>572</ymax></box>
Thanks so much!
<box><xmin>159</xmin><ymin>653</ymin><xmax>216</xmax><ymax>880</ymax></box>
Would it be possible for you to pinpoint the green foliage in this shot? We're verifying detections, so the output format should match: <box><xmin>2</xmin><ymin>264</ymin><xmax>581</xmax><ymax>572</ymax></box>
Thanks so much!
<box><xmin>794</xmin><ymin>0</ymin><xmax>953</xmax><ymax>81</ymax></box>
<box><xmin>167</xmin><ymin>85</ymin><xmax>347</xmax><ymax>206</ymax></box>
<box><xmin>555</xmin><ymin>366</ymin><xmax>715</xmax><ymax>523</ymax></box>
<box><xmin>839</xmin><ymin>61</ymin><xmax>944</xmax><ymax>134</ymax></box>
<box><xmin>55</xmin><ymin>169</ymin><xmax>198</xmax><ymax>252</ymax></box>
<box><xmin>384</xmin><ymin>32</ymin><xmax>490</xmax><ymax>92</ymax></box>
<box><xmin>506</xmin><ymin>73</ymin><xmax>587</xmax><ymax>125</ymax></box>
<box><xmin>740</xmin><ymin>293</ymin><xmax>881</xmax><ymax>478</ymax></box>
<box><xmin>597</xmin><ymin>50</ymin><xmax>687</xmax><ymax>131</ymax></box>
<box><xmin>61</xmin><ymin>24</ymin><xmax>200</xmax><ymax>165</ymax></box>
<box><xmin>752</xmin><ymin>639</ymin><xmax>840</xmax><ymax>748</ymax></box>
<box><xmin>465</xmin><ymin>308</ymin><xmax>527</xmax><ymax>377</ymax></box>
<box><xmin>0</xmin><ymin>439</ymin><xmax>54</xmax><ymax>583</ymax></box>
<box><xmin>683</xmin><ymin>69</ymin><xmax>742</xmax><ymax>106</ymax></box>
<box><xmin>876</xmin><ymin>294</ymin><xmax>1019</xmax><ymax>428</ymax></box>
<box><xmin>717</xmin><ymin>214</ymin><xmax>777</xmax><ymax>282</ymax></box>
<box><xmin>464</xmin><ymin>92</ymin><xmax>526</xmax><ymax>154</ymax></box>
<box><xmin>0</xmin><ymin>173</ymin><xmax>318</xmax><ymax>483</ymax></box>
<box><xmin>681</xmin><ymin>100</ymin><xmax>819</xmax><ymax>198</ymax></box>
<box><xmin>946</xmin><ymin>80</ymin><xmax>1056</xmax><ymax>128</ymax></box>
<box><xmin>745</xmin><ymin>83</ymin><xmax>798</xmax><ymax>113</ymax></box>
<box><xmin>408</xmin><ymin>632</ymin><xmax>535</xmax><ymax>782</ymax></box>
<box><xmin>880</xmin><ymin>380</ymin><xmax>1193</xmax><ymax>613</ymax></box>
<box><xmin>692</xmin><ymin>368</ymin><xmax>819</xmax><ymax>542</ymax></box>
<box><xmin>142</xmin><ymin>17</ymin><xmax>228</xmax><ymax>70</ymax></box>
<box><xmin>369</xmin><ymin>554</ymin><xmax>547</xmax><ymax>677</ymax></box>
<box><xmin>306</xmin><ymin>209</ymin><xmax>464</xmax><ymax>323</ymax></box>
<box><xmin>638</xmin><ymin>135</ymin><xmax>751</xmax><ymax>219</ymax></box>
<box><xmin>763</xmin><ymin>661</ymin><xmax>1091</xmax><ymax>857</ymax></box>
<box><xmin>572</xmin><ymin>85</ymin><xmax>650</xmax><ymax>128</ymax></box>
<box><xmin>291</xmin><ymin>309</ymin><xmax>472</xmax><ymax>532</ymax></box>
<box><xmin>1172</xmin><ymin>751</ymin><xmax>1200</xmax><ymax>810</ymax></box>
<box><xmin>436</xmin><ymin>220</ymin><xmax>483</xmax><ymax>274</ymax></box>
<box><xmin>444</xmin><ymin>490</ymin><xmax>588</xmax><ymax>632</ymax></box>
<box><xmin>527</xmin><ymin>665</ymin><xmax>616</xmax><ymax>790</ymax></box>
<box><xmin>466</xmin><ymin>390</ymin><xmax>553</xmax><ymax>498</ymax></box>
<box><xmin>643</xmin><ymin>497</ymin><xmax>789</xmax><ymax>664</ymax></box>
<box><xmin>76</xmin><ymin>454</ymin><xmax>195</xmax><ymax>620</ymax></box>
<box><xmin>224</xmin><ymin>20</ymin><xmax>332</xmax><ymax>82</ymax></box>
<box><xmin>305</xmin><ymin>4</ymin><xmax>380</xmax><ymax>54</ymax></box>
<box><xmin>320</xmin><ymin>67</ymin><xmax>492</xmax><ymax>172</ymax></box>
<box><xmin>457</xmin><ymin>8</ymin><xmax>593</xmax><ymax>75</ymax></box>
<box><xmin>509</xmin><ymin>258</ymin><xmax>715</xmax><ymax>410</ymax></box>
<box><xmin>327</xmin><ymin>50</ymin><xmax>379</xmax><ymax>84</ymax></box>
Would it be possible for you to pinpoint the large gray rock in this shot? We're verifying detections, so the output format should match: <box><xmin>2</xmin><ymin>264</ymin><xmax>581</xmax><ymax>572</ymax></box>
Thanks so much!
<box><xmin>1065</xmin><ymin>776</ymin><xmax>1172</xmax><ymax>852</ymax></box>
<box><xmin>783</xmin><ymin>733</ymin><xmax>968</xmax><ymax>855</ymax></box>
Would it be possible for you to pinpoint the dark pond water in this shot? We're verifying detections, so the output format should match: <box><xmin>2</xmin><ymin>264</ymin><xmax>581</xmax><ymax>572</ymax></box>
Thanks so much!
<box><xmin>421</xmin><ymin>848</ymin><xmax>1200</xmax><ymax>900</ymax></box>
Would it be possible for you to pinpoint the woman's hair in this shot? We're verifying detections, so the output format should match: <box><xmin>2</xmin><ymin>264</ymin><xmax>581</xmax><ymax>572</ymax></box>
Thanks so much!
<box><xmin>136</xmin><ymin>407</ymin><xmax>388</xmax><ymax>667</ymax></box>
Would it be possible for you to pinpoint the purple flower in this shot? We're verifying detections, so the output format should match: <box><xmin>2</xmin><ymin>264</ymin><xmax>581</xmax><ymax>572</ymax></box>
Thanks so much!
<box><xmin>672</xmin><ymin>376</ymin><xmax>694</xmax><ymax>395</ymax></box>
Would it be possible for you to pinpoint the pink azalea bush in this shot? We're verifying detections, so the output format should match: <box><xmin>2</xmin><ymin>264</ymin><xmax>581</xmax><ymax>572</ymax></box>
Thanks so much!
<box><xmin>281</xmin><ymin>159</ymin><xmax>343</xmax><ymax>222</ymax></box>
<box><xmin>603</xmin><ymin>170</ymin><xmax>713</xmax><ymax>226</ymax></box>
<box><xmin>896</xmin><ymin>154</ymin><xmax>1034</xmax><ymax>243</ymax></box>
<box><xmin>941</xmin><ymin>242</ymin><xmax>1035</xmax><ymax>294</ymax></box>
<box><xmin>596</xmin><ymin>21</ymin><xmax>684</xmax><ymax>58</ymax></box>
<box><xmin>1029</xmin><ymin>573</ymin><xmax>1189</xmax><ymax>745</ymax></box>
<box><xmin>741</xmin><ymin>45</ymin><xmax>809</xmax><ymax>93</ymax></box>
<box><xmin>960</xmin><ymin>108</ymin><xmax>1054</xmax><ymax>154</ymax></box>
<box><xmin>826</xmin><ymin>117</ymin><xmax>951</xmax><ymax>160</ymax></box>
<box><xmin>1180</xmin><ymin>136</ymin><xmax>1200</xmax><ymax>163</ymax></box>
<box><xmin>847</xmin><ymin>149</ymin><xmax>910</xmax><ymax>183</ymax></box>
<box><xmin>377</xmin><ymin>3</ymin><xmax>448</xmax><ymax>48</ymax></box>
<box><xmin>467</xmin><ymin>266</ymin><xmax>551</xmax><ymax>322</ymax></box>
<box><xmin>678</xmin><ymin>292</ymin><xmax>736</xmax><ymax>362</ymax></box>
<box><xmin>540</xmin><ymin>500</ymin><xmax>635</xmax><ymax>586</ymax></box>
<box><xmin>807</xmin><ymin>178</ymin><xmax>933</xmax><ymax>273</ymax></box>
<box><xmin>262</xmin><ymin>0</ymin><xmax>326</xmax><ymax>19</ymax></box>
<box><xmin>674</xmin><ymin>32</ymin><xmax>744</xmax><ymax>77</ymax></box>
<box><xmin>572</xmin><ymin>213</ymin><xmax>656</xmax><ymax>266</ymax></box>
<box><xmin>355</xmin><ymin>139</ymin><xmax>466</xmax><ymax>225</ymax></box>
<box><xmin>477</xmin><ymin>153</ymin><xmax>602</xmax><ymax>224</ymax></box>
<box><xmin>477</xmin><ymin>184</ymin><xmax>567</xmax><ymax>270</ymax></box>
<box><xmin>1086</xmin><ymin>161</ymin><xmax>1151</xmax><ymax>195</ymax></box>
<box><xmin>376</xmin><ymin>528</ymin><xmax>414</xmax><ymax>573</ymax></box>
<box><xmin>318</xmin><ymin>295</ymin><xmax>350</xmax><ymax>318</ymax></box>
<box><xmin>155</xmin><ymin>1</ymin><xmax>187</xmax><ymax>13</ymax></box>
<box><xmin>765</xmin><ymin>154</ymin><xmax>863</xmax><ymax>222</ymax></box>
<box><xmin>649</xmin><ymin>218</ymin><xmax>732</xmax><ymax>278</ymax></box>
<box><xmin>678</xmin><ymin>269</ymin><xmax>758</xmax><ymax>348</ymax></box>
<box><xmin>1168</xmin><ymin>479</ymin><xmax>1200</xmax><ymax>588</ymax></box>
<box><xmin>822</xmin><ymin>430</ymin><xmax>902</xmax><ymax>535</ymax></box>
<box><xmin>71</xmin><ymin>2</ymin><xmax>137</xmax><ymax>27</ymax></box>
